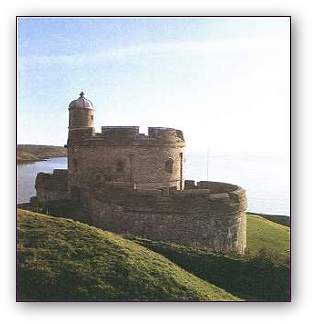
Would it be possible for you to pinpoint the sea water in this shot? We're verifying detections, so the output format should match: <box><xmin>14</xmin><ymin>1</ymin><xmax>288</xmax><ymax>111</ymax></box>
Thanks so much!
<box><xmin>185</xmin><ymin>153</ymin><xmax>290</xmax><ymax>216</ymax></box>
<box><xmin>17</xmin><ymin>155</ymin><xmax>290</xmax><ymax>216</ymax></box>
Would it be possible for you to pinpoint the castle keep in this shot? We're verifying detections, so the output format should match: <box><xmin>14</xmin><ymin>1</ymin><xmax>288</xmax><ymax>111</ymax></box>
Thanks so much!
<box><xmin>34</xmin><ymin>92</ymin><xmax>247</xmax><ymax>254</ymax></box>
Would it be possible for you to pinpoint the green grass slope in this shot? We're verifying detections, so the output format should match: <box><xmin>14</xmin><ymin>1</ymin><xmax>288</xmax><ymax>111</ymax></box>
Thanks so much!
<box><xmin>130</xmin><ymin>214</ymin><xmax>290</xmax><ymax>301</ymax></box>
<box><xmin>250</xmin><ymin>213</ymin><xmax>290</xmax><ymax>227</ymax></box>
<box><xmin>17</xmin><ymin>209</ymin><xmax>240</xmax><ymax>301</ymax></box>
<box><xmin>17</xmin><ymin>145</ymin><xmax>67</xmax><ymax>163</ymax></box>
<box><xmin>246</xmin><ymin>213</ymin><xmax>290</xmax><ymax>261</ymax></box>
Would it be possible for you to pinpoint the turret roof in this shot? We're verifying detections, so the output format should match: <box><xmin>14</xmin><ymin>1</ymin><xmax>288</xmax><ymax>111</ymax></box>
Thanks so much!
<box><xmin>69</xmin><ymin>92</ymin><xmax>93</xmax><ymax>109</ymax></box>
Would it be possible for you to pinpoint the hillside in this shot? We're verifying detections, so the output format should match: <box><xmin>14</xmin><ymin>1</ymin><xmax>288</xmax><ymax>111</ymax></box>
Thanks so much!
<box><xmin>249</xmin><ymin>212</ymin><xmax>290</xmax><ymax>227</ymax></box>
<box><xmin>130</xmin><ymin>213</ymin><xmax>290</xmax><ymax>301</ymax></box>
<box><xmin>17</xmin><ymin>145</ymin><xmax>67</xmax><ymax>163</ymax></box>
<box><xmin>17</xmin><ymin>209</ymin><xmax>240</xmax><ymax>301</ymax></box>
<box><xmin>246</xmin><ymin>213</ymin><xmax>290</xmax><ymax>260</ymax></box>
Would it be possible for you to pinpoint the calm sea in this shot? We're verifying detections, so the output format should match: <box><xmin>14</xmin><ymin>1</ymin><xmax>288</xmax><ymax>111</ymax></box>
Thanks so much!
<box><xmin>17</xmin><ymin>155</ymin><xmax>290</xmax><ymax>216</ymax></box>
<box><xmin>17</xmin><ymin>157</ymin><xmax>68</xmax><ymax>205</ymax></box>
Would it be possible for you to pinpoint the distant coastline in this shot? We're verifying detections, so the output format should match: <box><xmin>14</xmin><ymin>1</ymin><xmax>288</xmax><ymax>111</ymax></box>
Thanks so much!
<box><xmin>17</xmin><ymin>144</ymin><xmax>67</xmax><ymax>164</ymax></box>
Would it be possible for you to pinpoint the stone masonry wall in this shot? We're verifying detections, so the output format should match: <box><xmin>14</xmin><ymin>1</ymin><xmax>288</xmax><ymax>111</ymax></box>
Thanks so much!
<box><xmin>87</xmin><ymin>181</ymin><xmax>247</xmax><ymax>254</ymax></box>
<box><xmin>35</xmin><ymin>169</ymin><xmax>69</xmax><ymax>202</ymax></box>
<box><xmin>67</xmin><ymin>126</ymin><xmax>185</xmax><ymax>195</ymax></box>
<box><xmin>69</xmin><ymin>106</ymin><xmax>94</xmax><ymax>129</ymax></box>
<box><xmin>35</xmin><ymin>170</ymin><xmax>247</xmax><ymax>254</ymax></box>
<box><xmin>34</xmin><ymin>96</ymin><xmax>247</xmax><ymax>255</ymax></box>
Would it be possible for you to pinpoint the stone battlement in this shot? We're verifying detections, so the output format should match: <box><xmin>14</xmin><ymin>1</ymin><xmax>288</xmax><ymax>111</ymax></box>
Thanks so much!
<box><xmin>35</xmin><ymin>169</ymin><xmax>69</xmax><ymax>202</ymax></box>
<box><xmin>33</xmin><ymin>92</ymin><xmax>247</xmax><ymax>254</ymax></box>
<box><xmin>85</xmin><ymin>179</ymin><xmax>246</xmax><ymax>254</ymax></box>
<box><xmin>35</xmin><ymin>174</ymin><xmax>246</xmax><ymax>216</ymax></box>
<box><xmin>34</xmin><ymin>170</ymin><xmax>247</xmax><ymax>253</ymax></box>
<box><xmin>88</xmin><ymin>180</ymin><xmax>246</xmax><ymax>214</ymax></box>
<box><xmin>91</xmin><ymin>179</ymin><xmax>243</xmax><ymax>199</ymax></box>
<box><xmin>68</xmin><ymin>126</ymin><xmax>185</xmax><ymax>146</ymax></box>
<box><xmin>35</xmin><ymin>169</ymin><xmax>68</xmax><ymax>189</ymax></box>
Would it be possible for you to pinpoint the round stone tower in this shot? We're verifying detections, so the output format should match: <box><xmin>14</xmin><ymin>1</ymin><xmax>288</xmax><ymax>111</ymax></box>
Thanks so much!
<box><xmin>66</xmin><ymin>92</ymin><xmax>185</xmax><ymax>203</ymax></box>
<box><xmin>68</xmin><ymin>92</ymin><xmax>94</xmax><ymax>130</ymax></box>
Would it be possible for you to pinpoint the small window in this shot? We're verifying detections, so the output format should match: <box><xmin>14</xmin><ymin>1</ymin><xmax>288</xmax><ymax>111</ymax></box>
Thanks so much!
<box><xmin>165</xmin><ymin>158</ymin><xmax>174</xmax><ymax>173</ymax></box>
<box><xmin>116</xmin><ymin>160</ymin><xmax>125</xmax><ymax>173</ymax></box>
<box><xmin>94</xmin><ymin>173</ymin><xmax>102</xmax><ymax>182</ymax></box>
<box><xmin>72</xmin><ymin>159</ymin><xmax>78</xmax><ymax>171</ymax></box>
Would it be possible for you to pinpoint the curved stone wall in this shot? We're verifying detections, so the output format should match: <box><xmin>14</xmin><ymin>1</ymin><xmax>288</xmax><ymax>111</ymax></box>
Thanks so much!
<box><xmin>34</xmin><ymin>96</ymin><xmax>247</xmax><ymax>256</ymax></box>
<box><xmin>69</xmin><ymin>106</ymin><xmax>94</xmax><ymax>129</ymax></box>
<box><xmin>87</xmin><ymin>180</ymin><xmax>247</xmax><ymax>254</ymax></box>
<box><xmin>67</xmin><ymin>126</ymin><xmax>185</xmax><ymax>196</ymax></box>
<box><xmin>35</xmin><ymin>171</ymin><xmax>247</xmax><ymax>254</ymax></box>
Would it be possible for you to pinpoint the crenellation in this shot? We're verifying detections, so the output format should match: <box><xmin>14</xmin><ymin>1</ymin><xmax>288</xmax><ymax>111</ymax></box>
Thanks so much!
<box><xmin>68</xmin><ymin>127</ymin><xmax>185</xmax><ymax>149</ymax></box>
<box><xmin>101</xmin><ymin>126</ymin><xmax>139</xmax><ymax>138</ymax></box>
<box><xmin>35</xmin><ymin>170</ymin><xmax>69</xmax><ymax>202</ymax></box>
<box><xmin>33</xmin><ymin>92</ymin><xmax>247</xmax><ymax>254</ymax></box>
<box><xmin>184</xmin><ymin>180</ymin><xmax>196</xmax><ymax>189</ymax></box>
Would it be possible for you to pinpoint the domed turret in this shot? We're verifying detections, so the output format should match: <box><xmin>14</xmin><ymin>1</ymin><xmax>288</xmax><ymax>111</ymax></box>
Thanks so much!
<box><xmin>69</xmin><ymin>91</ymin><xmax>94</xmax><ymax>109</ymax></box>
<box><xmin>68</xmin><ymin>92</ymin><xmax>94</xmax><ymax>130</ymax></box>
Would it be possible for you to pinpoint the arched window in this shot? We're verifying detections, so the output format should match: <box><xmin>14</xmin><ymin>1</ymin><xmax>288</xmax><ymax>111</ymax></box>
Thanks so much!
<box><xmin>165</xmin><ymin>158</ymin><xmax>174</xmax><ymax>173</ymax></box>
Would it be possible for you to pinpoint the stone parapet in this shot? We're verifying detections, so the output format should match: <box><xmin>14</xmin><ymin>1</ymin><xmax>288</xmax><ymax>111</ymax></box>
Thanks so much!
<box><xmin>68</xmin><ymin>126</ymin><xmax>185</xmax><ymax>147</ymax></box>
<box><xmin>87</xmin><ymin>180</ymin><xmax>247</xmax><ymax>254</ymax></box>
<box><xmin>35</xmin><ymin>170</ymin><xmax>69</xmax><ymax>202</ymax></box>
<box><xmin>34</xmin><ymin>169</ymin><xmax>247</xmax><ymax>254</ymax></box>
<box><xmin>101</xmin><ymin>126</ymin><xmax>139</xmax><ymax>138</ymax></box>
<box><xmin>33</xmin><ymin>92</ymin><xmax>248</xmax><ymax>256</ymax></box>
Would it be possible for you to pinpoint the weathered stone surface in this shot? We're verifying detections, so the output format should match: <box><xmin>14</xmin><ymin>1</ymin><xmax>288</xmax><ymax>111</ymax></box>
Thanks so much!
<box><xmin>34</xmin><ymin>93</ymin><xmax>247</xmax><ymax>254</ymax></box>
<box><xmin>67</xmin><ymin>131</ymin><xmax>185</xmax><ymax>192</ymax></box>
<box><xmin>35</xmin><ymin>169</ymin><xmax>69</xmax><ymax>202</ymax></box>
<box><xmin>84</xmin><ymin>182</ymin><xmax>247</xmax><ymax>254</ymax></box>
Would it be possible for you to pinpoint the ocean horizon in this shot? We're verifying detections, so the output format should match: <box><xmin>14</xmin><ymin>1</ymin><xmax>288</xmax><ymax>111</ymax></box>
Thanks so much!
<box><xmin>17</xmin><ymin>154</ymin><xmax>290</xmax><ymax>216</ymax></box>
<box><xmin>186</xmin><ymin>153</ymin><xmax>290</xmax><ymax>216</ymax></box>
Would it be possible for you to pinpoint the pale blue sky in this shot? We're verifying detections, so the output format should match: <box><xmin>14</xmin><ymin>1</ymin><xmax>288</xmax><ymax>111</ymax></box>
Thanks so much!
<box><xmin>18</xmin><ymin>17</ymin><xmax>290</xmax><ymax>156</ymax></box>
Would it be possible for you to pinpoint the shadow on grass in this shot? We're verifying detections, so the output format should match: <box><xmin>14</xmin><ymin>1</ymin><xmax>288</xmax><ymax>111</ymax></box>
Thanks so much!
<box><xmin>130</xmin><ymin>238</ymin><xmax>290</xmax><ymax>301</ymax></box>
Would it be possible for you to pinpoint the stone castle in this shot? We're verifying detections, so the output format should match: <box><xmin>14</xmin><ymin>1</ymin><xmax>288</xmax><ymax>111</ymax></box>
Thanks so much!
<box><xmin>34</xmin><ymin>92</ymin><xmax>247</xmax><ymax>254</ymax></box>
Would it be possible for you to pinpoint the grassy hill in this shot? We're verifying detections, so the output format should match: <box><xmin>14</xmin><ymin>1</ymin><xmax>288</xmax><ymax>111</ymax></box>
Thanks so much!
<box><xmin>250</xmin><ymin>213</ymin><xmax>290</xmax><ymax>227</ymax></box>
<box><xmin>17</xmin><ymin>145</ymin><xmax>67</xmax><ymax>163</ymax></box>
<box><xmin>129</xmin><ymin>213</ymin><xmax>290</xmax><ymax>301</ymax></box>
<box><xmin>17</xmin><ymin>209</ymin><xmax>240</xmax><ymax>301</ymax></box>
<box><xmin>246</xmin><ymin>213</ymin><xmax>290</xmax><ymax>261</ymax></box>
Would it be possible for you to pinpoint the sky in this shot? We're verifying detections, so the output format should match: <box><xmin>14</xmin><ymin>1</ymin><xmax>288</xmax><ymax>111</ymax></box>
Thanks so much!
<box><xmin>17</xmin><ymin>17</ymin><xmax>290</xmax><ymax>156</ymax></box>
